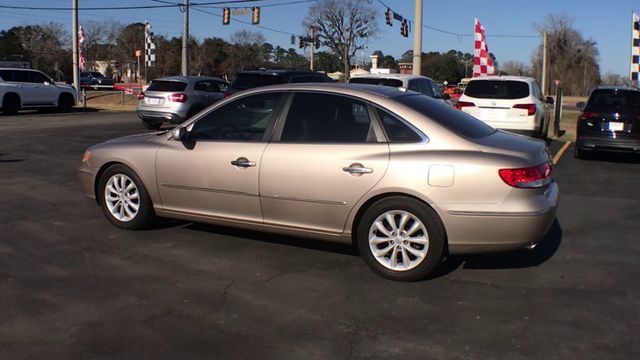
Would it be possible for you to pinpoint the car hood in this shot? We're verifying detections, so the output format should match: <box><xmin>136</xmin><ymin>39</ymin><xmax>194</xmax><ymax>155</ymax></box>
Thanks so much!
<box><xmin>101</xmin><ymin>131</ymin><xmax>166</xmax><ymax>146</ymax></box>
<box><xmin>475</xmin><ymin>130</ymin><xmax>549</xmax><ymax>164</ymax></box>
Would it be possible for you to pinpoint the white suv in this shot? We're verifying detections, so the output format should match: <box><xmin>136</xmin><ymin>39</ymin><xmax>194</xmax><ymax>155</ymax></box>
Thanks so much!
<box><xmin>1</xmin><ymin>68</ymin><xmax>77</xmax><ymax>115</ymax></box>
<box><xmin>456</xmin><ymin>76</ymin><xmax>553</xmax><ymax>139</ymax></box>
<box><xmin>348</xmin><ymin>74</ymin><xmax>452</xmax><ymax>105</ymax></box>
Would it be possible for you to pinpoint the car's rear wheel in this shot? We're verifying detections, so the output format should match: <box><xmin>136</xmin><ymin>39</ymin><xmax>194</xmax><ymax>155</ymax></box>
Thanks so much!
<box><xmin>2</xmin><ymin>94</ymin><xmax>20</xmax><ymax>115</ymax></box>
<box><xmin>574</xmin><ymin>146</ymin><xmax>589</xmax><ymax>159</ymax></box>
<box><xmin>98</xmin><ymin>164</ymin><xmax>156</xmax><ymax>230</ymax></box>
<box><xmin>57</xmin><ymin>93</ymin><xmax>74</xmax><ymax>113</ymax></box>
<box><xmin>357</xmin><ymin>196</ymin><xmax>445</xmax><ymax>281</ymax></box>
<box><xmin>142</xmin><ymin>119</ymin><xmax>162</xmax><ymax>130</ymax></box>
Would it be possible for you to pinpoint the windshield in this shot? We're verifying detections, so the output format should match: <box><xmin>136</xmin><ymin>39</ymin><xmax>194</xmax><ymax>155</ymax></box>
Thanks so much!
<box><xmin>147</xmin><ymin>80</ymin><xmax>187</xmax><ymax>92</ymax></box>
<box><xmin>587</xmin><ymin>89</ymin><xmax>640</xmax><ymax>109</ymax></box>
<box><xmin>397</xmin><ymin>94</ymin><xmax>496</xmax><ymax>139</ymax></box>
<box><xmin>349</xmin><ymin>77</ymin><xmax>404</xmax><ymax>88</ymax></box>
<box><xmin>464</xmin><ymin>80</ymin><xmax>530</xmax><ymax>99</ymax></box>
<box><xmin>230</xmin><ymin>73</ymin><xmax>285</xmax><ymax>90</ymax></box>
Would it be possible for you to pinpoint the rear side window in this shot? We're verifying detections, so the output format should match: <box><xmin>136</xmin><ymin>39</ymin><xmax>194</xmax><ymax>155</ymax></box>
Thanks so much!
<box><xmin>464</xmin><ymin>80</ymin><xmax>530</xmax><ymax>99</ymax></box>
<box><xmin>349</xmin><ymin>77</ymin><xmax>404</xmax><ymax>88</ymax></box>
<box><xmin>194</xmin><ymin>80</ymin><xmax>224</xmax><ymax>92</ymax></box>
<box><xmin>587</xmin><ymin>89</ymin><xmax>640</xmax><ymax>109</ymax></box>
<box><xmin>147</xmin><ymin>80</ymin><xmax>187</xmax><ymax>92</ymax></box>
<box><xmin>398</xmin><ymin>94</ymin><xmax>496</xmax><ymax>139</ymax></box>
<box><xmin>230</xmin><ymin>73</ymin><xmax>285</xmax><ymax>90</ymax></box>
<box><xmin>0</xmin><ymin>70</ymin><xmax>14</xmax><ymax>81</ymax></box>
<box><xmin>377</xmin><ymin>108</ymin><xmax>422</xmax><ymax>143</ymax></box>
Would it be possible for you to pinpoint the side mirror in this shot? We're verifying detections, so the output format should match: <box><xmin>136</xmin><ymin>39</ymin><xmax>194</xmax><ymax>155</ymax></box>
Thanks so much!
<box><xmin>442</xmin><ymin>93</ymin><xmax>451</xmax><ymax>100</ymax></box>
<box><xmin>545</xmin><ymin>96</ymin><xmax>554</xmax><ymax>105</ymax></box>
<box><xmin>171</xmin><ymin>127</ymin><xmax>187</xmax><ymax>141</ymax></box>
<box><xmin>576</xmin><ymin>101</ymin><xmax>586</xmax><ymax>110</ymax></box>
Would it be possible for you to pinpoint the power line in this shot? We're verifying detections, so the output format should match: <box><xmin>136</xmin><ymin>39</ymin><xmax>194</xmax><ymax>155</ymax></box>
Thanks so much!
<box><xmin>0</xmin><ymin>0</ymin><xmax>264</xmax><ymax>11</ymax></box>
<box><xmin>194</xmin><ymin>0</ymin><xmax>318</xmax><ymax>9</ymax></box>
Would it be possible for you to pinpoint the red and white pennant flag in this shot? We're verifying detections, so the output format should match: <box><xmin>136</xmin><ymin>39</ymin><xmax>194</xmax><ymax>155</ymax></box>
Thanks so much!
<box><xmin>473</xmin><ymin>18</ymin><xmax>495</xmax><ymax>77</ymax></box>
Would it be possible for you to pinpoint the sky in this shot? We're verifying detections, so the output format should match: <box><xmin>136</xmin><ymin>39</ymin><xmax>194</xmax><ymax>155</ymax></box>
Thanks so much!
<box><xmin>0</xmin><ymin>0</ymin><xmax>636</xmax><ymax>76</ymax></box>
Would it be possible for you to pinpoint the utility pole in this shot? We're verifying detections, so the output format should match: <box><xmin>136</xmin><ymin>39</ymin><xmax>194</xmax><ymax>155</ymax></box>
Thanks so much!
<box><xmin>310</xmin><ymin>27</ymin><xmax>316</xmax><ymax>71</ymax></box>
<box><xmin>71</xmin><ymin>0</ymin><xmax>80</xmax><ymax>101</ymax></box>
<box><xmin>181</xmin><ymin>0</ymin><xmax>189</xmax><ymax>76</ymax></box>
<box><xmin>412</xmin><ymin>0</ymin><xmax>423</xmax><ymax>75</ymax></box>
<box><xmin>541</xmin><ymin>31</ymin><xmax>547</xmax><ymax>96</ymax></box>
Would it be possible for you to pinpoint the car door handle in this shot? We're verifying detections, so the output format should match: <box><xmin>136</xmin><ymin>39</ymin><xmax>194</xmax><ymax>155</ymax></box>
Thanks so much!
<box><xmin>230</xmin><ymin>157</ymin><xmax>256</xmax><ymax>168</ymax></box>
<box><xmin>343</xmin><ymin>164</ymin><xmax>373</xmax><ymax>175</ymax></box>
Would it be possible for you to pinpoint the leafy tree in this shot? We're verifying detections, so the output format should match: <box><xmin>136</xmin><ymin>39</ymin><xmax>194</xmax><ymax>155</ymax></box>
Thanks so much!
<box><xmin>381</xmin><ymin>55</ymin><xmax>398</xmax><ymax>71</ymax></box>
<box><xmin>304</xmin><ymin>0</ymin><xmax>377</xmax><ymax>80</ymax></box>
<box><xmin>314</xmin><ymin>51</ymin><xmax>341</xmax><ymax>72</ymax></box>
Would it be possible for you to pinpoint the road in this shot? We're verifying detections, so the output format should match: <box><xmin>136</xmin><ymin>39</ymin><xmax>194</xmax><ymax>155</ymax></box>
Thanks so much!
<box><xmin>1</xmin><ymin>111</ymin><xmax>639</xmax><ymax>359</ymax></box>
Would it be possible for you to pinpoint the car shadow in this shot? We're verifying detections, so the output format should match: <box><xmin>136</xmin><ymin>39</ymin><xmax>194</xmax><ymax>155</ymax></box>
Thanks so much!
<box><xmin>427</xmin><ymin>219</ymin><xmax>563</xmax><ymax>280</ymax></box>
<box><xmin>581</xmin><ymin>151</ymin><xmax>640</xmax><ymax>164</ymax></box>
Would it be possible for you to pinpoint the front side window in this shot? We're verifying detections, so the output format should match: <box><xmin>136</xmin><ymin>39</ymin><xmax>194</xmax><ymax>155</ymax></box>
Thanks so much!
<box><xmin>407</xmin><ymin>79</ymin><xmax>421</xmax><ymax>93</ymax></box>
<box><xmin>417</xmin><ymin>79</ymin><xmax>434</xmax><ymax>97</ymax></box>
<box><xmin>428</xmin><ymin>80</ymin><xmax>444</xmax><ymax>99</ymax></box>
<box><xmin>29</xmin><ymin>71</ymin><xmax>50</xmax><ymax>84</ymax></box>
<box><xmin>280</xmin><ymin>93</ymin><xmax>376</xmax><ymax>143</ymax></box>
<box><xmin>190</xmin><ymin>92</ymin><xmax>285</xmax><ymax>141</ymax></box>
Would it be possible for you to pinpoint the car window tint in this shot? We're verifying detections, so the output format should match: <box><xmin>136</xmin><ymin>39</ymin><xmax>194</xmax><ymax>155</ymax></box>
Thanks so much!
<box><xmin>348</xmin><ymin>77</ymin><xmax>404</xmax><ymax>87</ymax></box>
<box><xmin>0</xmin><ymin>70</ymin><xmax>14</xmax><ymax>81</ymax></box>
<box><xmin>587</xmin><ymin>89</ymin><xmax>640</xmax><ymax>108</ymax></box>
<box><xmin>230</xmin><ymin>73</ymin><xmax>285</xmax><ymax>90</ymax></box>
<box><xmin>191</xmin><ymin>92</ymin><xmax>285</xmax><ymax>141</ymax></box>
<box><xmin>418</xmin><ymin>79</ymin><xmax>434</xmax><ymax>97</ymax></box>
<box><xmin>429</xmin><ymin>80</ymin><xmax>444</xmax><ymax>99</ymax></box>
<box><xmin>30</xmin><ymin>72</ymin><xmax>50</xmax><ymax>83</ymax></box>
<box><xmin>194</xmin><ymin>80</ymin><xmax>221</xmax><ymax>92</ymax></box>
<box><xmin>377</xmin><ymin>108</ymin><xmax>422</xmax><ymax>143</ymax></box>
<box><xmin>147</xmin><ymin>80</ymin><xmax>187</xmax><ymax>92</ymax></box>
<box><xmin>464</xmin><ymin>80</ymin><xmax>530</xmax><ymax>99</ymax></box>
<box><xmin>12</xmin><ymin>71</ymin><xmax>29</xmax><ymax>83</ymax></box>
<box><xmin>408</xmin><ymin>79</ymin><xmax>421</xmax><ymax>92</ymax></box>
<box><xmin>398</xmin><ymin>94</ymin><xmax>496</xmax><ymax>139</ymax></box>
<box><xmin>281</xmin><ymin>93</ymin><xmax>376</xmax><ymax>143</ymax></box>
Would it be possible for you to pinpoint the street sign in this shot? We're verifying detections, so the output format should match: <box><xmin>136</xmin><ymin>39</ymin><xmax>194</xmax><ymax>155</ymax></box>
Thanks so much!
<box><xmin>135</xmin><ymin>50</ymin><xmax>141</xmax><ymax>57</ymax></box>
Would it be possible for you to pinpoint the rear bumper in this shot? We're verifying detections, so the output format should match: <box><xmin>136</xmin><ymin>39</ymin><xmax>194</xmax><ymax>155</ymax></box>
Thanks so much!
<box><xmin>576</xmin><ymin>135</ymin><xmax>640</xmax><ymax>153</ymax></box>
<box><xmin>137</xmin><ymin>110</ymin><xmax>186</xmax><ymax>124</ymax></box>
<box><xmin>442</xmin><ymin>182</ymin><xmax>559</xmax><ymax>254</ymax></box>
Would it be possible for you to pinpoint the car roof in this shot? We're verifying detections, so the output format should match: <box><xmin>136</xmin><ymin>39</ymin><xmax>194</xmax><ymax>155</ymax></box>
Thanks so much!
<box><xmin>468</xmin><ymin>75</ymin><xmax>535</xmax><ymax>83</ymax></box>
<box><xmin>350</xmin><ymin>73</ymin><xmax>434</xmax><ymax>81</ymax></box>
<box><xmin>152</xmin><ymin>75</ymin><xmax>225</xmax><ymax>83</ymax></box>
<box><xmin>236</xmin><ymin>82</ymin><xmax>413</xmax><ymax>99</ymax></box>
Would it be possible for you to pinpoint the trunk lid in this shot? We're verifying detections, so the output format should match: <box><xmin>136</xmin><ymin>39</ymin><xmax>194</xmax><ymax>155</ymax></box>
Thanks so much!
<box><xmin>474</xmin><ymin>130</ymin><xmax>550</xmax><ymax>164</ymax></box>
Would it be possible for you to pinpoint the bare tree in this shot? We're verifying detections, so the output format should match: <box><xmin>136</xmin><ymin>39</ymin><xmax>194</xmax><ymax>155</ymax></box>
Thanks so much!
<box><xmin>304</xmin><ymin>0</ymin><xmax>377</xmax><ymax>80</ymax></box>
<box><xmin>601</xmin><ymin>72</ymin><xmax>631</xmax><ymax>87</ymax></box>
<box><xmin>227</xmin><ymin>30</ymin><xmax>266</xmax><ymax>74</ymax></box>
<box><xmin>13</xmin><ymin>23</ymin><xmax>69</xmax><ymax>75</ymax></box>
<box><xmin>501</xmin><ymin>61</ymin><xmax>531</xmax><ymax>76</ymax></box>
<box><xmin>82</xmin><ymin>19</ymin><xmax>123</xmax><ymax>69</ymax></box>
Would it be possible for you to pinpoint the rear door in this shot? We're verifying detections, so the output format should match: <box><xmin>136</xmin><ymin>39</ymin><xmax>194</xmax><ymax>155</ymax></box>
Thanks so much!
<box><xmin>260</xmin><ymin>92</ymin><xmax>389</xmax><ymax>234</ymax></box>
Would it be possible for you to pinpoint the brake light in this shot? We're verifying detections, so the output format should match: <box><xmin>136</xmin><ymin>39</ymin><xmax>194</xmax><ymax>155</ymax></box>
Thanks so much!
<box><xmin>224</xmin><ymin>91</ymin><xmax>232</xmax><ymax>98</ymax></box>
<box><xmin>169</xmin><ymin>93</ymin><xmax>188</xmax><ymax>102</ymax></box>
<box><xmin>579</xmin><ymin>111</ymin><xmax>602</xmax><ymax>120</ymax></box>
<box><xmin>499</xmin><ymin>162</ymin><xmax>552</xmax><ymax>188</ymax></box>
<box><xmin>513</xmin><ymin>103</ymin><xmax>536</xmax><ymax>116</ymax></box>
<box><xmin>455</xmin><ymin>101</ymin><xmax>475</xmax><ymax>110</ymax></box>
<box><xmin>137</xmin><ymin>92</ymin><xmax>145</xmax><ymax>100</ymax></box>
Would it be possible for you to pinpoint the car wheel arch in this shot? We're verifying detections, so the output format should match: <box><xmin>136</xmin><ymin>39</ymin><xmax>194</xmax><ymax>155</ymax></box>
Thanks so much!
<box><xmin>93</xmin><ymin>161</ymin><xmax>149</xmax><ymax>205</ymax></box>
<box><xmin>2</xmin><ymin>92</ymin><xmax>21</xmax><ymax>106</ymax></box>
<box><xmin>349</xmin><ymin>192</ymin><xmax>449</xmax><ymax>253</ymax></box>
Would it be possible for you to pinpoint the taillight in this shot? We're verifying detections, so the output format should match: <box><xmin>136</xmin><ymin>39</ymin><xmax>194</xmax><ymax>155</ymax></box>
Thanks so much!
<box><xmin>224</xmin><ymin>91</ymin><xmax>232</xmax><ymax>98</ymax></box>
<box><xmin>455</xmin><ymin>101</ymin><xmax>475</xmax><ymax>110</ymax></box>
<box><xmin>513</xmin><ymin>103</ymin><xmax>536</xmax><ymax>116</ymax></box>
<box><xmin>137</xmin><ymin>92</ymin><xmax>145</xmax><ymax>100</ymax></box>
<box><xmin>169</xmin><ymin>93</ymin><xmax>188</xmax><ymax>102</ymax></box>
<box><xmin>499</xmin><ymin>162</ymin><xmax>552</xmax><ymax>188</ymax></box>
<box><xmin>579</xmin><ymin>111</ymin><xmax>602</xmax><ymax>120</ymax></box>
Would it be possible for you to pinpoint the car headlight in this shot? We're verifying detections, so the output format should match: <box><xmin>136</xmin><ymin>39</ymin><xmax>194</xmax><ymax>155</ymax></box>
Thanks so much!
<box><xmin>82</xmin><ymin>150</ymin><xmax>92</xmax><ymax>163</ymax></box>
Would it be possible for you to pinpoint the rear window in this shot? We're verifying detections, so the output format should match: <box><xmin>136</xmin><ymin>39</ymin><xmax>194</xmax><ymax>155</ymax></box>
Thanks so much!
<box><xmin>147</xmin><ymin>80</ymin><xmax>187</xmax><ymax>92</ymax></box>
<box><xmin>587</xmin><ymin>89</ymin><xmax>640</xmax><ymax>109</ymax></box>
<box><xmin>397</xmin><ymin>94</ymin><xmax>496</xmax><ymax>139</ymax></box>
<box><xmin>464</xmin><ymin>80</ymin><xmax>530</xmax><ymax>99</ymax></box>
<box><xmin>349</xmin><ymin>77</ymin><xmax>404</xmax><ymax>88</ymax></box>
<box><xmin>230</xmin><ymin>73</ymin><xmax>285</xmax><ymax>90</ymax></box>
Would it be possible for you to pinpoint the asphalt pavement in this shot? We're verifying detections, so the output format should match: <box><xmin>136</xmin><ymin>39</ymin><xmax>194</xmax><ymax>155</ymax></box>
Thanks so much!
<box><xmin>1</xmin><ymin>111</ymin><xmax>639</xmax><ymax>359</ymax></box>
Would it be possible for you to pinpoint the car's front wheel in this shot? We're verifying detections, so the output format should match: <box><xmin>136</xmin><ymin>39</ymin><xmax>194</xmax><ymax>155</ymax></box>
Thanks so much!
<box><xmin>98</xmin><ymin>164</ymin><xmax>156</xmax><ymax>230</ymax></box>
<box><xmin>357</xmin><ymin>196</ymin><xmax>445</xmax><ymax>281</ymax></box>
<box><xmin>57</xmin><ymin>93</ymin><xmax>74</xmax><ymax>113</ymax></box>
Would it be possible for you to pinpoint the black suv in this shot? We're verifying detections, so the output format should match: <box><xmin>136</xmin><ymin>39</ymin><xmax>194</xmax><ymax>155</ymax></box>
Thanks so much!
<box><xmin>575</xmin><ymin>86</ymin><xmax>640</xmax><ymax>158</ymax></box>
<box><xmin>226</xmin><ymin>69</ymin><xmax>334</xmax><ymax>96</ymax></box>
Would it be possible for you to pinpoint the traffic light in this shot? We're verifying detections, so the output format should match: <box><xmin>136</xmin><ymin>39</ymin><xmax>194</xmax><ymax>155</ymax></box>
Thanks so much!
<box><xmin>299</xmin><ymin>36</ymin><xmax>306</xmax><ymax>49</ymax></box>
<box><xmin>401</xmin><ymin>20</ymin><xmax>409</xmax><ymax>37</ymax></box>
<box><xmin>252</xmin><ymin>7</ymin><xmax>260</xmax><ymax>25</ymax></box>
<box><xmin>314</xmin><ymin>38</ymin><xmax>321</xmax><ymax>49</ymax></box>
<box><xmin>385</xmin><ymin>8</ymin><xmax>392</xmax><ymax>26</ymax></box>
<box><xmin>222</xmin><ymin>7</ymin><xmax>230</xmax><ymax>25</ymax></box>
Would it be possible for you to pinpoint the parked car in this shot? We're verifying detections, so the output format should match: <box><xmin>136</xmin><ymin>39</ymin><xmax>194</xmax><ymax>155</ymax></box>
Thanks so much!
<box><xmin>575</xmin><ymin>86</ymin><xmax>640</xmax><ymax>158</ymax></box>
<box><xmin>456</xmin><ymin>76</ymin><xmax>553</xmax><ymax>139</ymax></box>
<box><xmin>79</xmin><ymin>83</ymin><xmax>558</xmax><ymax>281</ymax></box>
<box><xmin>225</xmin><ymin>69</ymin><xmax>334</xmax><ymax>96</ymax></box>
<box><xmin>0</xmin><ymin>68</ymin><xmax>77</xmax><ymax>114</ymax></box>
<box><xmin>348</xmin><ymin>74</ymin><xmax>451</xmax><ymax>105</ymax></box>
<box><xmin>80</xmin><ymin>71</ymin><xmax>115</xmax><ymax>88</ymax></box>
<box><xmin>137</xmin><ymin>76</ymin><xmax>228</xmax><ymax>129</ymax></box>
<box><xmin>443</xmin><ymin>84</ymin><xmax>463</xmax><ymax>99</ymax></box>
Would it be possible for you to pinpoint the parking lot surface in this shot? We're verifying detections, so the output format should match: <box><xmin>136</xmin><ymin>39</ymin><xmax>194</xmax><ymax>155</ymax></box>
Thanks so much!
<box><xmin>1</xmin><ymin>112</ymin><xmax>639</xmax><ymax>359</ymax></box>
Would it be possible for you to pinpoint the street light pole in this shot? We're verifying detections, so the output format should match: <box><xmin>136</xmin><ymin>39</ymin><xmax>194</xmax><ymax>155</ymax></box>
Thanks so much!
<box><xmin>181</xmin><ymin>0</ymin><xmax>189</xmax><ymax>76</ymax></box>
<box><xmin>71</xmin><ymin>0</ymin><xmax>80</xmax><ymax>100</ymax></box>
<box><xmin>412</xmin><ymin>0</ymin><xmax>423</xmax><ymax>75</ymax></box>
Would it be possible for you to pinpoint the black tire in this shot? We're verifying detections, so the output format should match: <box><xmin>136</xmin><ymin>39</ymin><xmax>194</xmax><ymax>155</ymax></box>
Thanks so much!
<box><xmin>574</xmin><ymin>146</ymin><xmax>589</xmax><ymax>160</ymax></box>
<box><xmin>98</xmin><ymin>164</ymin><xmax>157</xmax><ymax>230</ymax></box>
<box><xmin>356</xmin><ymin>196</ymin><xmax>445</xmax><ymax>281</ymax></box>
<box><xmin>2</xmin><ymin>94</ymin><xmax>20</xmax><ymax>115</ymax></box>
<box><xmin>142</xmin><ymin>119</ymin><xmax>163</xmax><ymax>130</ymax></box>
<box><xmin>57</xmin><ymin>93</ymin><xmax>74</xmax><ymax>113</ymax></box>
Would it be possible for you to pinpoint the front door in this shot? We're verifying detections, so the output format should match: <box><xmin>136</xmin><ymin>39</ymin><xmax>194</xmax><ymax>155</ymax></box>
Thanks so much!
<box><xmin>156</xmin><ymin>92</ymin><xmax>287</xmax><ymax>222</ymax></box>
<box><xmin>260</xmin><ymin>92</ymin><xmax>389</xmax><ymax>234</ymax></box>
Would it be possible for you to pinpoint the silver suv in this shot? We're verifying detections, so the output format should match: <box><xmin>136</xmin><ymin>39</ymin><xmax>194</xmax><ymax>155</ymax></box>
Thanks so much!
<box><xmin>137</xmin><ymin>76</ymin><xmax>228</xmax><ymax>129</ymax></box>
<box><xmin>1</xmin><ymin>68</ymin><xmax>77</xmax><ymax>115</ymax></box>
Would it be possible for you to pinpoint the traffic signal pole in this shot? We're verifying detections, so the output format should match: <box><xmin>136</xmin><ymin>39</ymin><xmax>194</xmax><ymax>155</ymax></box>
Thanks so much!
<box><xmin>71</xmin><ymin>0</ymin><xmax>80</xmax><ymax>100</ymax></box>
<box><xmin>181</xmin><ymin>0</ymin><xmax>189</xmax><ymax>76</ymax></box>
<box><xmin>412</xmin><ymin>0</ymin><xmax>422</xmax><ymax>75</ymax></box>
<box><xmin>310</xmin><ymin>27</ymin><xmax>315</xmax><ymax>71</ymax></box>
